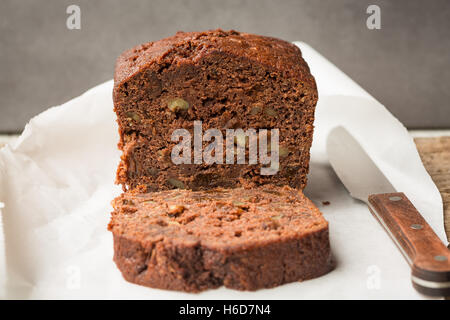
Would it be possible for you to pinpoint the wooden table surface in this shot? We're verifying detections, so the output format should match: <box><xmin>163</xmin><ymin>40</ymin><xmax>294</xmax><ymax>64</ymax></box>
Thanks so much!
<box><xmin>414</xmin><ymin>136</ymin><xmax>450</xmax><ymax>242</ymax></box>
<box><xmin>1</xmin><ymin>134</ymin><xmax>449</xmax><ymax>242</ymax></box>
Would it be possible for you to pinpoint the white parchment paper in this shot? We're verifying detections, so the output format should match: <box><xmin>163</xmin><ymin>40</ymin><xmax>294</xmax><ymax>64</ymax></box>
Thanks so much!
<box><xmin>0</xmin><ymin>42</ymin><xmax>446</xmax><ymax>299</ymax></box>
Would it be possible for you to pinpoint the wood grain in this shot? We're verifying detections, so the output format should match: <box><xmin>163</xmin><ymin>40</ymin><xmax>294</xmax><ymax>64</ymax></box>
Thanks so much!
<box><xmin>368</xmin><ymin>192</ymin><xmax>450</xmax><ymax>296</ymax></box>
<box><xmin>368</xmin><ymin>193</ymin><xmax>450</xmax><ymax>271</ymax></box>
<box><xmin>414</xmin><ymin>137</ymin><xmax>450</xmax><ymax>242</ymax></box>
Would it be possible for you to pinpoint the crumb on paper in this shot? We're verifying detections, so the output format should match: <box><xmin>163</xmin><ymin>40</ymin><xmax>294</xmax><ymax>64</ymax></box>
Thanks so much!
<box><xmin>322</xmin><ymin>201</ymin><xmax>330</xmax><ymax>206</ymax></box>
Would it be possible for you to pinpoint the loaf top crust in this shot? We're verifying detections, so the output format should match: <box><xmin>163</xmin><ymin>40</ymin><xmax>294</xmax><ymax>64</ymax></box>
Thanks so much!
<box><xmin>114</xmin><ymin>29</ymin><xmax>316</xmax><ymax>93</ymax></box>
<box><xmin>108</xmin><ymin>185</ymin><xmax>328</xmax><ymax>251</ymax></box>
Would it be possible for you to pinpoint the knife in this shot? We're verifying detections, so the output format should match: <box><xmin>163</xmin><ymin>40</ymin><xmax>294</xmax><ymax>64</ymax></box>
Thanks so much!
<box><xmin>326</xmin><ymin>126</ymin><xmax>450</xmax><ymax>297</ymax></box>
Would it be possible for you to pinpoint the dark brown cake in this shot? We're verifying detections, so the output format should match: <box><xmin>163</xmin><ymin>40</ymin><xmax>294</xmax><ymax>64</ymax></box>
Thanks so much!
<box><xmin>108</xmin><ymin>186</ymin><xmax>332</xmax><ymax>292</ymax></box>
<box><xmin>113</xmin><ymin>29</ymin><xmax>318</xmax><ymax>191</ymax></box>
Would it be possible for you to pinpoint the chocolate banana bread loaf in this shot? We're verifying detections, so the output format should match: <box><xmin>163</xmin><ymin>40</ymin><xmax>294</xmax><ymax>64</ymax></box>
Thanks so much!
<box><xmin>113</xmin><ymin>29</ymin><xmax>318</xmax><ymax>192</ymax></box>
<box><xmin>108</xmin><ymin>185</ymin><xmax>332</xmax><ymax>292</ymax></box>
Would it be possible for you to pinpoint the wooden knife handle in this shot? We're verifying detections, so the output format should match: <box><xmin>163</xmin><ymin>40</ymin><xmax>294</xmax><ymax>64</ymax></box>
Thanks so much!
<box><xmin>368</xmin><ymin>192</ymin><xmax>450</xmax><ymax>297</ymax></box>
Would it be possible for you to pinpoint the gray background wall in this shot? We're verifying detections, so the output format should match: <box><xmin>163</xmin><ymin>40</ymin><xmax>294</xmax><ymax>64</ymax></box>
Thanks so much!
<box><xmin>0</xmin><ymin>0</ymin><xmax>449</xmax><ymax>132</ymax></box>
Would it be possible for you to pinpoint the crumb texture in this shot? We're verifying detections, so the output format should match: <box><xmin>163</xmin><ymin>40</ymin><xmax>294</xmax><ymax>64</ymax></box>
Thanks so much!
<box><xmin>113</xmin><ymin>29</ymin><xmax>318</xmax><ymax>191</ymax></box>
<box><xmin>108</xmin><ymin>186</ymin><xmax>332</xmax><ymax>292</ymax></box>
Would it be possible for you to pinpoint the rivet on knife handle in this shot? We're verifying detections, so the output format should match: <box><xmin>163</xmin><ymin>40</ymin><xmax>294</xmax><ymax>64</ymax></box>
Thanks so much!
<box><xmin>368</xmin><ymin>192</ymin><xmax>450</xmax><ymax>297</ymax></box>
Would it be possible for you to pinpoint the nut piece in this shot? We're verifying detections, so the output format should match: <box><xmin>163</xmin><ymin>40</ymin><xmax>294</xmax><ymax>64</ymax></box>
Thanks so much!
<box><xmin>232</xmin><ymin>200</ymin><xmax>246</xmax><ymax>207</ymax></box>
<box><xmin>168</xmin><ymin>98</ymin><xmax>190</xmax><ymax>113</ymax></box>
<box><xmin>168</xmin><ymin>204</ymin><xmax>185</xmax><ymax>216</ymax></box>
<box><xmin>264</xmin><ymin>107</ymin><xmax>278</xmax><ymax>117</ymax></box>
<box><xmin>232</xmin><ymin>200</ymin><xmax>249</xmax><ymax>210</ymax></box>
<box><xmin>271</xmin><ymin>215</ymin><xmax>283</xmax><ymax>220</ymax></box>
<box><xmin>279</xmin><ymin>146</ymin><xmax>290</xmax><ymax>158</ymax></box>
<box><xmin>168</xmin><ymin>178</ymin><xmax>185</xmax><ymax>189</ymax></box>
<box><xmin>125</xmin><ymin>111</ymin><xmax>141</xmax><ymax>122</ymax></box>
<box><xmin>147</xmin><ymin>168</ymin><xmax>159</xmax><ymax>177</ymax></box>
<box><xmin>249</xmin><ymin>104</ymin><xmax>262</xmax><ymax>115</ymax></box>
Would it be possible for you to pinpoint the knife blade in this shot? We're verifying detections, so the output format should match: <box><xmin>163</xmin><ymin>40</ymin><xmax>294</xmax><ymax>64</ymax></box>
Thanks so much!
<box><xmin>327</xmin><ymin>126</ymin><xmax>450</xmax><ymax>297</ymax></box>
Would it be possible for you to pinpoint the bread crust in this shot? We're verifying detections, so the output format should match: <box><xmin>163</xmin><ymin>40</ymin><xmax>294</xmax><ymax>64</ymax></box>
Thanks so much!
<box><xmin>114</xmin><ymin>29</ymin><xmax>316</xmax><ymax>93</ymax></box>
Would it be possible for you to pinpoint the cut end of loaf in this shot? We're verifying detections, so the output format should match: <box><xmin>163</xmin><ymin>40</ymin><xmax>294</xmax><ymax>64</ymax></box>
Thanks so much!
<box><xmin>113</xmin><ymin>29</ymin><xmax>318</xmax><ymax>192</ymax></box>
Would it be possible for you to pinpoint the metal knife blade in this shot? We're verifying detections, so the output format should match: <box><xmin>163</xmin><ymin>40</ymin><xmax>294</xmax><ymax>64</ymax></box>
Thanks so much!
<box><xmin>326</xmin><ymin>126</ymin><xmax>396</xmax><ymax>203</ymax></box>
